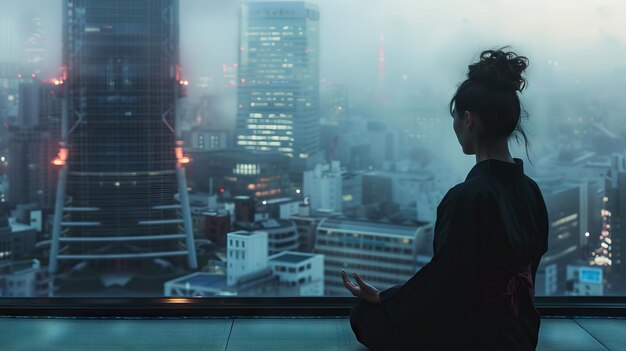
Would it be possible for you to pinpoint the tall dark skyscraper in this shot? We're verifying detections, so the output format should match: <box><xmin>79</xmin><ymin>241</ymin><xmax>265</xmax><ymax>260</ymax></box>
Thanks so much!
<box><xmin>49</xmin><ymin>0</ymin><xmax>196</xmax><ymax>291</ymax></box>
<box><xmin>235</xmin><ymin>2</ymin><xmax>320</xmax><ymax>171</ymax></box>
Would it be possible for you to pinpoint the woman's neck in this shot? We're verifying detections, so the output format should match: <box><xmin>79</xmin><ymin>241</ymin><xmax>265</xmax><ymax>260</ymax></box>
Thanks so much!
<box><xmin>475</xmin><ymin>139</ymin><xmax>514</xmax><ymax>164</ymax></box>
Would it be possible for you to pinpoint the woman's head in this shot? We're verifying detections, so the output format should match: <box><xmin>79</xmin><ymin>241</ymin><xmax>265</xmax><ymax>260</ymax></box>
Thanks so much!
<box><xmin>449</xmin><ymin>48</ymin><xmax>530</xmax><ymax>158</ymax></box>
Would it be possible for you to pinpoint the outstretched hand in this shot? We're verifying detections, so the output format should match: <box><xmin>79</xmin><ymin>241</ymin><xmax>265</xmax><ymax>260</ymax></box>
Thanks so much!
<box><xmin>341</xmin><ymin>269</ymin><xmax>381</xmax><ymax>304</ymax></box>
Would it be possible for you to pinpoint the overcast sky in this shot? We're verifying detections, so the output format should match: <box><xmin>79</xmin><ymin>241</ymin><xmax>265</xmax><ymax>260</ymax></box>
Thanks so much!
<box><xmin>1</xmin><ymin>0</ymin><xmax>625</xmax><ymax>160</ymax></box>
<box><xmin>2</xmin><ymin>0</ymin><xmax>625</xmax><ymax>85</ymax></box>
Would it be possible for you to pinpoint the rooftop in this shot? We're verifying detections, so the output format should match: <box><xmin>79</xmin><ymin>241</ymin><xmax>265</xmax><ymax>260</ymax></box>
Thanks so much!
<box><xmin>10</xmin><ymin>221</ymin><xmax>34</xmax><ymax>233</ymax></box>
<box><xmin>318</xmin><ymin>217</ymin><xmax>428</xmax><ymax>238</ymax></box>
<box><xmin>187</xmin><ymin>148</ymin><xmax>289</xmax><ymax>164</ymax></box>
<box><xmin>269</xmin><ymin>252</ymin><xmax>316</xmax><ymax>264</ymax></box>
<box><xmin>236</xmin><ymin>219</ymin><xmax>295</xmax><ymax>231</ymax></box>
<box><xmin>229</xmin><ymin>230</ymin><xmax>265</xmax><ymax>238</ymax></box>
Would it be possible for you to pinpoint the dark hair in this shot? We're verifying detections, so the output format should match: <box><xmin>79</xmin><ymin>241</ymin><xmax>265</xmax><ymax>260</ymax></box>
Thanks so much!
<box><xmin>449</xmin><ymin>47</ymin><xmax>532</xmax><ymax>161</ymax></box>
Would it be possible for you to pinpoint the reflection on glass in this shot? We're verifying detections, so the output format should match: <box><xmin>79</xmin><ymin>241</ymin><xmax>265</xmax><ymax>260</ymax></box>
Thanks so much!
<box><xmin>0</xmin><ymin>0</ymin><xmax>624</xmax><ymax>297</ymax></box>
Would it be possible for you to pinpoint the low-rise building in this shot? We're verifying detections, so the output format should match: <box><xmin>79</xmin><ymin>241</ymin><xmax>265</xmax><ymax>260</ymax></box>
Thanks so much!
<box><xmin>0</xmin><ymin>259</ymin><xmax>52</xmax><ymax>297</ymax></box>
<box><xmin>164</xmin><ymin>231</ymin><xmax>326</xmax><ymax>297</ymax></box>
<box><xmin>315</xmin><ymin>217</ymin><xmax>433</xmax><ymax>296</ymax></box>
<box><xmin>268</xmin><ymin>251</ymin><xmax>324</xmax><ymax>296</ymax></box>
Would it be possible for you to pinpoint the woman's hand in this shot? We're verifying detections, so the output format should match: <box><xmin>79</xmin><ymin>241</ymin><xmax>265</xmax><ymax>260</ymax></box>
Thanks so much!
<box><xmin>341</xmin><ymin>269</ymin><xmax>381</xmax><ymax>304</ymax></box>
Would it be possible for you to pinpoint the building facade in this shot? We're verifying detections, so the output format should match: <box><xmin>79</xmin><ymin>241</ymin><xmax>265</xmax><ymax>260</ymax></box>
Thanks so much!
<box><xmin>187</xmin><ymin>149</ymin><xmax>290</xmax><ymax>200</ymax></box>
<box><xmin>303</xmin><ymin>161</ymin><xmax>342</xmax><ymax>213</ymax></box>
<box><xmin>235</xmin><ymin>218</ymin><xmax>299</xmax><ymax>255</ymax></box>
<box><xmin>315</xmin><ymin>217</ymin><xmax>433</xmax><ymax>296</ymax></box>
<box><xmin>235</xmin><ymin>2</ymin><xmax>320</xmax><ymax>169</ymax></box>
<box><xmin>268</xmin><ymin>251</ymin><xmax>324</xmax><ymax>296</ymax></box>
<box><xmin>534</xmin><ymin>174</ymin><xmax>589</xmax><ymax>295</ymax></box>
<box><xmin>227</xmin><ymin>230</ymin><xmax>269</xmax><ymax>286</ymax></box>
<box><xmin>49</xmin><ymin>0</ymin><xmax>196</xmax><ymax>290</ymax></box>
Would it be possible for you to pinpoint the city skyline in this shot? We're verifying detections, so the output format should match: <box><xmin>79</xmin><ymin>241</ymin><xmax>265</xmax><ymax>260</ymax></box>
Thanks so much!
<box><xmin>0</xmin><ymin>1</ymin><xmax>625</xmax><ymax>297</ymax></box>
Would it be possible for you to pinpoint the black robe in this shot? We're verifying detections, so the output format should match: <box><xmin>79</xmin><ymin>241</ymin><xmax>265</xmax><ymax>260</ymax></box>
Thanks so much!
<box><xmin>352</xmin><ymin>158</ymin><xmax>549</xmax><ymax>350</ymax></box>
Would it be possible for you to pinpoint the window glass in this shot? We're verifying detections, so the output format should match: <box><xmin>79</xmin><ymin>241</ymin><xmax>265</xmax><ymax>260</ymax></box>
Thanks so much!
<box><xmin>0</xmin><ymin>0</ymin><xmax>624</xmax><ymax>298</ymax></box>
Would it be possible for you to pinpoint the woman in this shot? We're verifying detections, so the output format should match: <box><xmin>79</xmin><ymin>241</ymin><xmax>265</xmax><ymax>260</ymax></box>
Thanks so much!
<box><xmin>342</xmin><ymin>49</ymin><xmax>549</xmax><ymax>350</ymax></box>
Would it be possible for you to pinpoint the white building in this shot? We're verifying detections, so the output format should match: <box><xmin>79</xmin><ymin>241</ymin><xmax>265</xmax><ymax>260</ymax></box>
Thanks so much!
<box><xmin>227</xmin><ymin>230</ymin><xmax>268</xmax><ymax>286</ymax></box>
<box><xmin>165</xmin><ymin>232</ymin><xmax>327</xmax><ymax>297</ymax></box>
<box><xmin>304</xmin><ymin>161</ymin><xmax>342</xmax><ymax>213</ymax></box>
<box><xmin>0</xmin><ymin>259</ymin><xmax>51</xmax><ymax>297</ymax></box>
<box><xmin>268</xmin><ymin>251</ymin><xmax>324</xmax><ymax>296</ymax></box>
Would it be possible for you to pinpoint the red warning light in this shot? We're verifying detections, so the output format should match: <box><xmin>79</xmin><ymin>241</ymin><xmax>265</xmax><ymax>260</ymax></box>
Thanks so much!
<box><xmin>175</xmin><ymin>141</ymin><xmax>191</xmax><ymax>165</ymax></box>
<box><xmin>52</xmin><ymin>147</ymin><xmax>68</xmax><ymax>166</ymax></box>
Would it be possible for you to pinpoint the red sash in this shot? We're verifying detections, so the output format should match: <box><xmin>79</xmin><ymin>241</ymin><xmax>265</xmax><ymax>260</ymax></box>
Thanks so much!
<box><xmin>481</xmin><ymin>263</ymin><xmax>534</xmax><ymax>317</ymax></box>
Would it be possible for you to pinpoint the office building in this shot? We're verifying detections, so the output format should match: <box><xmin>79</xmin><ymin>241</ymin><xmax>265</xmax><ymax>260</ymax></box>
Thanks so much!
<box><xmin>236</xmin><ymin>2</ymin><xmax>321</xmax><ymax>170</ymax></box>
<box><xmin>315</xmin><ymin>217</ymin><xmax>433</xmax><ymax>296</ymax></box>
<box><xmin>606</xmin><ymin>151</ymin><xmax>626</xmax><ymax>293</ymax></box>
<box><xmin>187</xmin><ymin>149</ymin><xmax>290</xmax><ymax>200</ymax></box>
<box><xmin>534</xmin><ymin>174</ymin><xmax>589</xmax><ymax>295</ymax></box>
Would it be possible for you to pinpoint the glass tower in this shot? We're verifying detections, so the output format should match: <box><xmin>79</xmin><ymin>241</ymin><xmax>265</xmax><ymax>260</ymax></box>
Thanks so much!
<box><xmin>49</xmin><ymin>0</ymin><xmax>196</xmax><ymax>291</ymax></box>
<box><xmin>235</xmin><ymin>2</ymin><xmax>320</xmax><ymax>165</ymax></box>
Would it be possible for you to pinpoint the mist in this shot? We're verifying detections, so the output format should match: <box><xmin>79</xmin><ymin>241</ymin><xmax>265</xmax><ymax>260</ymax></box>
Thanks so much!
<box><xmin>2</xmin><ymin>0</ymin><xmax>626</xmax><ymax>171</ymax></box>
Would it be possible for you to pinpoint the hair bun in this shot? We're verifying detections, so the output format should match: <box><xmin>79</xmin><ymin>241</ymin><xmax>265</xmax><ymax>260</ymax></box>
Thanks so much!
<box><xmin>467</xmin><ymin>49</ymin><xmax>529</xmax><ymax>92</ymax></box>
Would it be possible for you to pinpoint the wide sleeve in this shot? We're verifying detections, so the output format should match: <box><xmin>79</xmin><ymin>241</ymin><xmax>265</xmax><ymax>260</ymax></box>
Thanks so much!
<box><xmin>528</xmin><ymin>179</ymin><xmax>550</xmax><ymax>284</ymax></box>
<box><xmin>379</xmin><ymin>186</ymin><xmax>486</xmax><ymax>329</ymax></box>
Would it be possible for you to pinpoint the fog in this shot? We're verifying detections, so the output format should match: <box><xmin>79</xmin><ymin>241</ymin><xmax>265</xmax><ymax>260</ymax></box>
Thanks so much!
<box><xmin>2</xmin><ymin>0</ymin><xmax>626</xmax><ymax>173</ymax></box>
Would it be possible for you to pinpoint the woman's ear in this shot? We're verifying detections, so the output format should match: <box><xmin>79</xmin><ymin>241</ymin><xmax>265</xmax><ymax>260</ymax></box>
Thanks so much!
<box><xmin>463</xmin><ymin>111</ymin><xmax>474</xmax><ymax>130</ymax></box>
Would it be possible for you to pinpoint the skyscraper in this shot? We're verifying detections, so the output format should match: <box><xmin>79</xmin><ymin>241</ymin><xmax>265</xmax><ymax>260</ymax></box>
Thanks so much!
<box><xmin>49</xmin><ymin>0</ymin><xmax>196</xmax><ymax>291</ymax></box>
<box><xmin>235</xmin><ymin>2</ymin><xmax>320</xmax><ymax>170</ymax></box>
